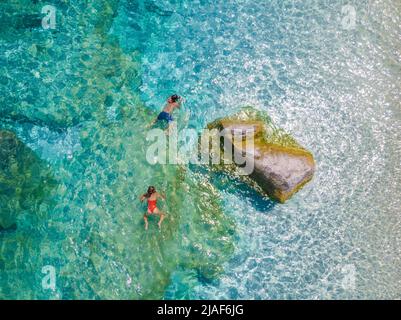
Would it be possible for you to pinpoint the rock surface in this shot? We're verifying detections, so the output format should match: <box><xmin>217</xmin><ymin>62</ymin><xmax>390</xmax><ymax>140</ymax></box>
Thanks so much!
<box><xmin>208</xmin><ymin>107</ymin><xmax>315</xmax><ymax>203</ymax></box>
<box><xmin>0</xmin><ymin>130</ymin><xmax>55</xmax><ymax>229</ymax></box>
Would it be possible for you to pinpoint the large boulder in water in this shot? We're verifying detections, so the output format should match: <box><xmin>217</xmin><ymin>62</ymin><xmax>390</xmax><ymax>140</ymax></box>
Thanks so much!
<box><xmin>207</xmin><ymin>107</ymin><xmax>315</xmax><ymax>203</ymax></box>
<box><xmin>0</xmin><ymin>130</ymin><xmax>55</xmax><ymax>229</ymax></box>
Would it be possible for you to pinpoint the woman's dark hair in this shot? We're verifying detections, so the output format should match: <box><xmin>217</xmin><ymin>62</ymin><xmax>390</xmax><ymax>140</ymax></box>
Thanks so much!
<box><xmin>170</xmin><ymin>94</ymin><xmax>180</xmax><ymax>102</ymax></box>
<box><xmin>144</xmin><ymin>186</ymin><xmax>156</xmax><ymax>198</ymax></box>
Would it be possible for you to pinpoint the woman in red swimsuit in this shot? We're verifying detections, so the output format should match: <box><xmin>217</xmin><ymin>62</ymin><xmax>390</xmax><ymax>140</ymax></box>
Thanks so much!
<box><xmin>140</xmin><ymin>186</ymin><xmax>166</xmax><ymax>230</ymax></box>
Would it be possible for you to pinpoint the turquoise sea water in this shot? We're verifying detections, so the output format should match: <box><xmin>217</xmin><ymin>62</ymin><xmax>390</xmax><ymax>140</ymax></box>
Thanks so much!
<box><xmin>1</xmin><ymin>0</ymin><xmax>401</xmax><ymax>299</ymax></box>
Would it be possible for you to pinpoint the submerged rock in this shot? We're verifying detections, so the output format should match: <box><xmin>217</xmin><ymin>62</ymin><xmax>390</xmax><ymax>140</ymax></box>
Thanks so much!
<box><xmin>208</xmin><ymin>107</ymin><xmax>315</xmax><ymax>203</ymax></box>
<box><xmin>0</xmin><ymin>0</ymin><xmax>142</xmax><ymax>129</ymax></box>
<box><xmin>0</xmin><ymin>130</ymin><xmax>55</xmax><ymax>229</ymax></box>
<box><xmin>0</xmin><ymin>223</ymin><xmax>17</xmax><ymax>234</ymax></box>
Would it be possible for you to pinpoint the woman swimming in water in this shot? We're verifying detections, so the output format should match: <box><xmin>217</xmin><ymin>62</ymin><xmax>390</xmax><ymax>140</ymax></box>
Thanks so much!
<box><xmin>140</xmin><ymin>186</ymin><xmax>166</xmax><ymax>230</ymax></box>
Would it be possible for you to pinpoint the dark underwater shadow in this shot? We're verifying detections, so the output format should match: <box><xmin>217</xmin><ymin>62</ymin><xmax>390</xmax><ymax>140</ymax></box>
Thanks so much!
<box><xmin>0</xmin><ymin>114</ymin><xmax>71</xmax><ymax>134</ymax></box>
<box><xmin>188</xmin><ymin>164</ymin><xmax>276</xmax><ymax>214</ymax></box>
<box><xmin>0</xmin><ymin>129</ymin><xmax>57</xmax><ymax>231</ymax></box>
<box><xmin>0</xmin><ymin>223</ymin><xmax>17</xmax><ymax>235</ymax></box>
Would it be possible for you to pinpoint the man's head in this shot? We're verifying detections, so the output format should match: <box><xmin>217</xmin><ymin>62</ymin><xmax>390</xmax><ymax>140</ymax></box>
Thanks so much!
<box><xmin>168</xmin><ymin>94</ymin><xmax>180</xmax><ymax>103</ymax></box>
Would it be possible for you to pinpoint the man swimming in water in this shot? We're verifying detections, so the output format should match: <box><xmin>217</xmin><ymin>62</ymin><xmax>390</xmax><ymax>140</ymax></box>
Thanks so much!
<box><xmin>149</xmin><ymin>94</ymin><xmax>184</xmax><ymax>132</ymax></box>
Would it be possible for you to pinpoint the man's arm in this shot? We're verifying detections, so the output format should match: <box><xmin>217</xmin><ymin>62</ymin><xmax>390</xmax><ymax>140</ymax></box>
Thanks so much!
<box><xmin>176</xmin><ymin>97</ymin><xmax>185</xmax><ymax>109</ymax></box>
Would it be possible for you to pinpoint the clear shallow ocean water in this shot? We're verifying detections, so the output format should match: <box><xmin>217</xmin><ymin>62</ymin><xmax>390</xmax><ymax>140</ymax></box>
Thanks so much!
<box><xmin>1</xmin><ymin>0</ymin><xmax>401</xmax><ymax>299</ymax></box>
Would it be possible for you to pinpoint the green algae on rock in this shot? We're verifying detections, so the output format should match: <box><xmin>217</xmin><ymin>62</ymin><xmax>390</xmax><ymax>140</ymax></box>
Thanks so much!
<box><xmin>0</xmin><ymin>130</ymin><xmax>55</xmax><ymax>229</ymax></box>
<box><xmin>207</xmin><ymin>107</ymin><xmax>316</xmax><ymax>203</ymax></box>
